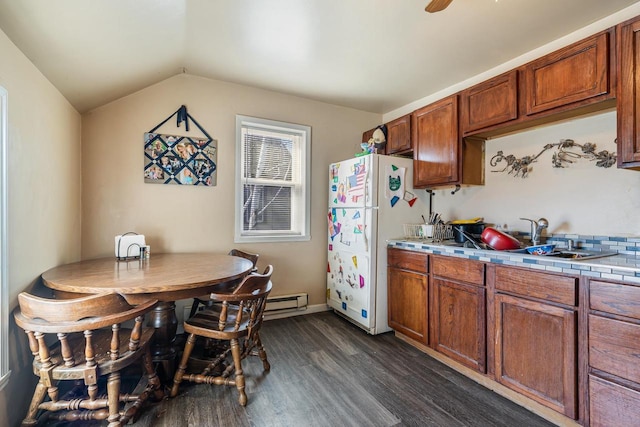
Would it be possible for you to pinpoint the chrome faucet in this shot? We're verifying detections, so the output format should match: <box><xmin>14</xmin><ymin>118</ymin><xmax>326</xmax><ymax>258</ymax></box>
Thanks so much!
<box><xmin>520</xmin><ymin>217</ymin><xmax>549</xmax><ymax>246</ymax></box>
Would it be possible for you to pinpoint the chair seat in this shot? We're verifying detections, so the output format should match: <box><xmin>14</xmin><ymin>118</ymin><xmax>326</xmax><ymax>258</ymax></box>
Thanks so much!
<box><xmin>184</xmin><ymin>308</ymin><xmax>249</xmax><ymax>340</ymax></box>
<box><xmin>31</xmin><ymin>328</ymin><xmax>155</xmax><ymax>378</ymax></box>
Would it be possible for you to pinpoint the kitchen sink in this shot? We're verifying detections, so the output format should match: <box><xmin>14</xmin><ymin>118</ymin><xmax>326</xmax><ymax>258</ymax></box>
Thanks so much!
<box><xmin>398</xmin><ymin>239</ymin><xmax>618</xmax><ymax>261</ymax></box>
<box><xmin>544</xmin><ymin>250</ymin><xmax>617</xmax><ymax>260</ymax></box>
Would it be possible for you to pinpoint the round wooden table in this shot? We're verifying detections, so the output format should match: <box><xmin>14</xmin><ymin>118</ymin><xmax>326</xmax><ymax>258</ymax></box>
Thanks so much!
<box><xmin>42</xmin><ymin>253</ymin><xmax>254</xmax><ymax>378</ymax></box>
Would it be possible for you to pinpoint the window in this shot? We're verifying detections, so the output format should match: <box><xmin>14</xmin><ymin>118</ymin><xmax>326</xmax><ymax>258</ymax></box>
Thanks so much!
<box><xmin>0</xmin><ymin>86</ymin><xmax>9</xmax><ymax>390</ymax></box>
<box><xmin>235</xmin><ymin>115</ymin><xmax>310</xmax><ymax>243</ymax></box>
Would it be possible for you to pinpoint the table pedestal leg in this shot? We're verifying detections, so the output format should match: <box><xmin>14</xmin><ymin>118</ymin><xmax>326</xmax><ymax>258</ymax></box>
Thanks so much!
<box><xmin>148</xmin><ymin>301</ymin><xmax>178</xmax><ymax>381</ymax></box>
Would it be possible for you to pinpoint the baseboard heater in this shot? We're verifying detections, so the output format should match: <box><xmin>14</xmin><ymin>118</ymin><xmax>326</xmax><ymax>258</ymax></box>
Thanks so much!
<box><xmin>265</xmin><ymin>293</ymin><xmax>308</xmax><ymax>314</ymax></box>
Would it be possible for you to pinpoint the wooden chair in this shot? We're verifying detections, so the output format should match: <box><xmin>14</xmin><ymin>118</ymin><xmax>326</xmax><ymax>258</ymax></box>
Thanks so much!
<box><xmin>170</xmin><ymin>265</ymin><xmax>273</xmax><ymax>406</ymax></box>
<box><xmin>188</xmin><ymin>249</ymin><xmax>259</xmax><ymax>318</ymax></box>
<box><xmin>13</xmin><ymin>292</ymin><xmax>164</xmax><ymax>427</ymax></box>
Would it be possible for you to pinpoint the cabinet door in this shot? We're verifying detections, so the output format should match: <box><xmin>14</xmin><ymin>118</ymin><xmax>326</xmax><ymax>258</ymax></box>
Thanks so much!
<box><xmin>523</xmin><ymin>32</ymin><xmax>610</xmax><ymax>116</ymax></box>
<box><xmin>412</xmin><ymin>95</ymin><xmax>459</xmax><ymax>187</ymax></box>
<box><xmin>495</xmin><ymin>294</ymin><xmax>578</xmax><ymax>418</ymax></box>
<box><xmin>385</xmin><ymin>114</ymin><xmax>411</xmax><ymax>154</ymax></box>
<box><xmin>388</xmin><ymin>267</ymin><xmax>428</xmax><ymax>344</ymax></box>
<box><xmin>432</xmin><ymin>278</ymin><xmax>486</xmax><ymax>372</ymax></box>
<box><xmin>618</xmin><ymin>17</ymin><xmax>640</xmax><ymax>167</ymax></box>
<box><xmin>461</xmin><ymin>70</ymin><xmax>518</xmax><ymax>134</ymax></box>
<box><xmin>589</xmin><ymin>375</ymin><xmax>640</xmax><ymax>427</ymax></box>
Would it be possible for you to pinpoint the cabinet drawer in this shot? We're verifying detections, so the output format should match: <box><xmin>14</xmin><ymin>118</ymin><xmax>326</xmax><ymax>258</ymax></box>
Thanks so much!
<box><xmin>589</xmin><ymin>375</ymin><xmax>640</xmax><ymax>427</ymax></box>
<box><xmin>589</xmin><ymin>314</ymin><xmax>640</xmax><ymax>384</ymax></box>
<box><xmin>387</xmin><ymin>248</ymin><xmax>428</xmax><ymax>273</ymax></box>
<box><xmin>590</xmin><ymin>280</ymin><xmax>640</xmax><ymax>320</ymax></box>
<box><xmin>432</xmin><ymin>255</ymin><xmax>484</xmax><ymax>286</ymax></box>
<box><xmin>495</xmin><ymin>266</ymin><xmax>577</xmax><ymax>306</ymax></box>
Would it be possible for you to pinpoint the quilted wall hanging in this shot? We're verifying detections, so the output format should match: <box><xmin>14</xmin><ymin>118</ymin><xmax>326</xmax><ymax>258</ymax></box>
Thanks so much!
<box><xmin>144</xmin><ymin>105</ymin><xmax>217</xmax><ymax>186</ymax></box>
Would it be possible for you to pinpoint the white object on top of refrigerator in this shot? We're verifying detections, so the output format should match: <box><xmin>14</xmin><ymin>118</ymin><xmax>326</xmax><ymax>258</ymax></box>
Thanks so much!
<box><xmin>327</xmin><ymin>154</ymin><xmax>425</xmax><ymax>335</ymax></box>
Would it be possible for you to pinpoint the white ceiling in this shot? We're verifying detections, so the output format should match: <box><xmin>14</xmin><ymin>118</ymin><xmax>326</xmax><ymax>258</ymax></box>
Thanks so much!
<box><xmin>0</xmin><ymin>0</ymin><xmax>638</xmax><ymax>114</ymax></box>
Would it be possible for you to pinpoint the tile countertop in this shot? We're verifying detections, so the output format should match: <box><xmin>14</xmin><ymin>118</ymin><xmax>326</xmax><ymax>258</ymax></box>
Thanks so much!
<box><xmin>388</xmin><ymin>238</ymin><xmax>640</xmax><ymax>285</ymax></box>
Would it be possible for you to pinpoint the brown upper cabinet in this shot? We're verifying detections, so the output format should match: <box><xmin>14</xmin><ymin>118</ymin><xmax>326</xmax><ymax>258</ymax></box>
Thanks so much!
<box><xmin>412</xmin><ymin>95</ymin><xmax>460</xmax><ymax>187</ymax></box>
<box><xmin>461</xmin><ymin>70</ymin><xmax>518</xmax><ymax>135</ymax></box>
<box><xmin>522</xmin><ymin>30</ymin><xmax>614</xmax><ymax>117</ymax></box>
<box><xmin>385</xmin><ymin>114</ymin><xmax>412</xmax><ymax>155</ymax></box>
<box><xmin>367</xmin><ymin>24</ymin><xmax>624</xmax><ymax>179</ymax></box>
<box><xmin>412</xmin><ymin>95</ymin><xmax>484</xmax><ymax>188</ymax></box>
<box><xmin>617</xmin><ymin>16</ymin><xmax>640</xmax><ymax>169</ymax></box>
<box><xmin>460</xmin><ymin>29</ymin><xmax>615</xmax><ymax>138</ymax></box>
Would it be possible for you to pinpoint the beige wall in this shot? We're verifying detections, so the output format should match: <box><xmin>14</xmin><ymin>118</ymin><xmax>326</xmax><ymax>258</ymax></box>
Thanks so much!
<box><xmin>0</xmin><ymin>28</ymin><xmax>81</xmax><ymax>427</ymax></box>
<box><xmin>81</xmin><ymin>74</ymin><xmax>380</xmax><ymax>317</ymax></box>
<box><xmin>431</xmin><ymin>110</ymin><xmax>640</xmax><ymax>236</ymax></box>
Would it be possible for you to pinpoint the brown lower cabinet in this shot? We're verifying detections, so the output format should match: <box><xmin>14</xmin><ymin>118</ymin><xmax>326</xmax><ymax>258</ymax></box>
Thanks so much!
<box><xmin>493</xmin><ymin>266</ymin><xmax>578</xmax><ymax>419</ymax></box>
<box><xmin>587</xmin><ymin>279</ymin><xmax>640</xmax><ymax>424</ymax></box>
<box><xmin>494</xmin><ymin>293</ymin><xmax>578</xmax><ymax>418</ymax></box>
<box><xmin>387</xmin><ymin>248</ymin><xmax>428</xmax><ymax>344</ymax></box>
<box><xmin>384</xmin><ymin>248</ymin><xmax>640</xmax><ymax>424</ymax></box>
<box><xmin>431</xmin><ymin>255</ymin><xmax>486</xmax><ymax>373</ymax></box>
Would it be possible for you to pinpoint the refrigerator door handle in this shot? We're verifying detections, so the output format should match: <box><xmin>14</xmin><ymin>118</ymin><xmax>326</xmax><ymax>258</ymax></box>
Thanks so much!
<box><xmin>364</xmin><ymin>167</ymin><xmax>370</xmax><ymax>207</ymax></box>
<box><xmin>363</xmin><ymin>223</ymin><xmax>369</xmax><ymax>252</ymax></box>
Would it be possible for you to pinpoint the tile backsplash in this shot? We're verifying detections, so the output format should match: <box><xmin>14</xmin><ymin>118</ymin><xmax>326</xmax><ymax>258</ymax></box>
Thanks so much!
<box><xmin>513</xmin><ymin>231</ymin><xmax>640</xmax><ymax>255</ymax></box>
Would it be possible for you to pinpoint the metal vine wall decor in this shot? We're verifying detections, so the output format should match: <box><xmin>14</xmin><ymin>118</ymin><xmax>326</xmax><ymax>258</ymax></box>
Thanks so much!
<box><xmin>490</xmin><ymin>138</ymin><xmax>617</xmax><ymax>178</ymax></box>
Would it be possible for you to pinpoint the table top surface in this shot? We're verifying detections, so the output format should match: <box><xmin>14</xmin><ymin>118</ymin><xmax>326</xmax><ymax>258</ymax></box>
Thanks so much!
<box><xmin>41</xmin><ymin>253</ymin><xmax>254</xmax><ymax>300</ymax></box>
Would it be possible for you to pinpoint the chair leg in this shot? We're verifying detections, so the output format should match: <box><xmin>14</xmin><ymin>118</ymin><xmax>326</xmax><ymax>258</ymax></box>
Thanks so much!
<box><xmin>120</xmin><ymin>349</ymin><xmax>164</xmax><ymax>425</ymax></box>
<box><xmin>106</xmin><ymin>371</ymin><xmax>122</xmax><ymax>427</ymax></box>
<box><xmin>170</xmin><ymin>333</ymin><xmax>197</xmax><ymax>397</ymax></box>
<box><xmin>142</xmin><ymin>348</ymin><xmax>164</xmax><ymax>401</ymax></box>
<box><xmin>21</xmin><ymin>380</ymin><xmax>48</xmax><ymax>426</ymax></box>
<box><xmin>254</xmin><ymin>332</ymin><xmax>271</xmax><ymax>372</ymax></box>
<box><xmin>230</xmin><ymin>338</ymin><xmax>247</xmax><ymax>406</ymax></box>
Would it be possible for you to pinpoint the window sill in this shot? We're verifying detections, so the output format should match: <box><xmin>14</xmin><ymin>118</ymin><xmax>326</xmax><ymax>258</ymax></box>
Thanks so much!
<box><xmin>235</xmin><ymin>235</ymin><xmax>311</xmax><ymax>244</ymax></box>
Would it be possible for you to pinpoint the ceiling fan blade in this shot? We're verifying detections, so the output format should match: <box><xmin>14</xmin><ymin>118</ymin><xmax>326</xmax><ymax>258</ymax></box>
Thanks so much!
<box><xmin>425</xmin><ymin>0</ymin><xmax>454</xmax><ymax>13</ymax></box>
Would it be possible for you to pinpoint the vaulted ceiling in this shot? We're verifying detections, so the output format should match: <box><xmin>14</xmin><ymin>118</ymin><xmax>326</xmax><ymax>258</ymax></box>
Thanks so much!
<box><xmin>0</xmin><ymin>0</ymin><xmax>637</xmax><ymax>113</ymax></box>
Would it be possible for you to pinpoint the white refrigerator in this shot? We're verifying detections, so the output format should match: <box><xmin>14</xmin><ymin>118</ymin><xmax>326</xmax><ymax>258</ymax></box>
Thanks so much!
<box><xmin>327</xmin><ymin>154</ymin><xmax>425</xmax><ymax>335</ymax></box>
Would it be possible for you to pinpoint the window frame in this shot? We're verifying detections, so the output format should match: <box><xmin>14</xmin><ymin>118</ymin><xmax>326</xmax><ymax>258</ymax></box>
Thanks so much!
<box><xmin>0</xmin><ymin>86</ymin><xmax>9</xmax><ymax>390</ymax></box>
<box><xmin>235</xmin><ymin>115</ymin><xmax>311</xmax><ymax>243</ymax></box>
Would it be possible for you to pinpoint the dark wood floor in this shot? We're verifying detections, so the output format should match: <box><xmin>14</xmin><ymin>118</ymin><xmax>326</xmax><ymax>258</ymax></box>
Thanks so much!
<box><xmin>129</xmin><ymin>311</ymin><xmax>554</xmax><ymax>427</ymax></box>
<box><xmin>36</xmin><ymin>311</ymin><xmax>555</xmax><ymax>426</ymax></box>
